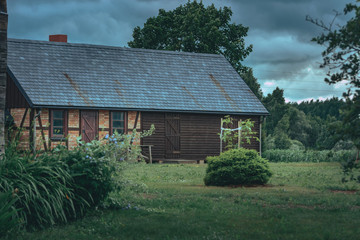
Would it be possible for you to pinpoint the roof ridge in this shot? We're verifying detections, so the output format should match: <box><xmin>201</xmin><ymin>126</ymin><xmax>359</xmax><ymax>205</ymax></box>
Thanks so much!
<box><xmin>8</xmin><ymin>38</ymin><xmax>224</xmax><ymax>58</ymax></box>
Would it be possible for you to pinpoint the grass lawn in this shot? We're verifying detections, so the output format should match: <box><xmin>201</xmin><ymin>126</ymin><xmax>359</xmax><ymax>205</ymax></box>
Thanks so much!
<box><xmin>10</xmin><ymin>162</ymin><xmax>360</xmax><ymax>240</ymax></box>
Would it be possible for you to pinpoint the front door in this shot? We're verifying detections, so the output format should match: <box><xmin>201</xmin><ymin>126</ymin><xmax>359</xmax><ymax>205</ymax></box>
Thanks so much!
<box><xmin>81</xmin><ymin>110</ymin><xmax>98</xmax><ymax>143</ymax></box>
<box><xmin>165</xmin><ymin>113</ymin><xmax>181</xmax><ymax>159</ymax></box>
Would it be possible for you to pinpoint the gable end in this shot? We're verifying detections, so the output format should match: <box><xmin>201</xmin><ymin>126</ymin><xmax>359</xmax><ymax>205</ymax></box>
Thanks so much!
<box><xmin>6</xmin><ymin>68</ymin><xmax>32</xmax><ymax>108</ymax></box>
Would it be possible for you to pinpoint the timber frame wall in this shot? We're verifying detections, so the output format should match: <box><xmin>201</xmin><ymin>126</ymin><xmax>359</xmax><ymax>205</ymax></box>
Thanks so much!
<box><xmin>8</xmin><ymin>108</ymin><xmax>141</xmax><ymax>151</ymax></box>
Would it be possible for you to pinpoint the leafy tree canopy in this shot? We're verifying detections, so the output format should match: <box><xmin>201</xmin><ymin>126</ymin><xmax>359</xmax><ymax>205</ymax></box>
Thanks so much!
<box><xmin>128</xmin><ymin>0</ymin><xmax>253</xmax><ymax>74</ymax></box>
<box><xmin>308</xmin><ymin>1</ymin><xmax>360</xmax><ymax>153</ymax></box>
<box><xmin>308</xmin><ymin>2</ymin><xmax>360</xmax><ymax>96</ymax></box>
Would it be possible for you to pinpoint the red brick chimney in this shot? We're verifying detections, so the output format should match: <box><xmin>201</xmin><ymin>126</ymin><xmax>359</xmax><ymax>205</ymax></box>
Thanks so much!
<box><xmin>49</xmin><ymin>34</ymin><xmax>67</xmax><ymax>43</ymax></box>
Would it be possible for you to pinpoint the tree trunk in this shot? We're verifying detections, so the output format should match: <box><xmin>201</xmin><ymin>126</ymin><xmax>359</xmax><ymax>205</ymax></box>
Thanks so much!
<box><xmin>0</xmin><ymin>0</ymin><xmax>7</xmax><ymax>153</ymax></box>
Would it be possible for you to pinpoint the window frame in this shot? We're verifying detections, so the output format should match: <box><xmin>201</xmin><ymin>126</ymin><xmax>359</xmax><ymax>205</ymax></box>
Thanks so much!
<box><xmin>110</xmin><ymin>111</ymin><xmax>127</xmax><ymax>135</ymax></box>
<box><xmin>50</xmin><ymin>109</ymin><xmax>68</xmax><ymax>139</ymax></box>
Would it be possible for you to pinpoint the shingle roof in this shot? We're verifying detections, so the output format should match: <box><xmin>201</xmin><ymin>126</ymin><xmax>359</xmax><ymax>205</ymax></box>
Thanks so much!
<box><xmin>7</xmin><ymin>38</ymin><xmax>268</xmax><ymax>115</ymax></box>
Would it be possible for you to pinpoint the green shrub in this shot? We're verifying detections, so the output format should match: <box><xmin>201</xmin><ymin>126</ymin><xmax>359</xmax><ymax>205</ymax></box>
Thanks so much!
<box><xmin>263</xmin><ymin>149</ymin><xmax>357</xmax><ymax>163</ymax></box>
<box><xmin>51</xmin><ymin>144</ymin><xmax>120</xmax><ymax>209</ymax></box>
<box><xmin>289</xmin><ymin>140</ymin><xmax>305</xmax><ymax>151</ymax></box>
<box><xmin>204</xmin><ymin>148</ymin><xmax>272</xmax><ymax>186</ymax></box>
<box><xmin>46</xmin><ymin>129</ymin><xmax>154</xmax><ymax>209</ymax></box>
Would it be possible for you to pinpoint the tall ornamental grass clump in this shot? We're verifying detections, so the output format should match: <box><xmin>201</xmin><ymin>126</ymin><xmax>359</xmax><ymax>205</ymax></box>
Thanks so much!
<box><xmin>204</xmin><ymin>148</ymin><xmax>272</xmax><ymax>186</ymax></box>
<box><xmin>0</xmin><ymin>142</ymin><xmax>84</xmax><ymax>230</ymax></box>
<box><xmin>0</xmin><ymin>126</ymin><xmax>154</xmax><ymax>232</ymax></box>
<box><xmin>0</xmin><ymin>191</ymin><xmax>19</xmax><ymax>235</ymax></box>
<box><xmin>263</xmin><ymin>149</ymin><xmax>357</xmax><ymax>163</ymax></box>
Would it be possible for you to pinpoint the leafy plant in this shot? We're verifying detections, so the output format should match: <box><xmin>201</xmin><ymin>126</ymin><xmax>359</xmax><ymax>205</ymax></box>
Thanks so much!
<box><xmin>341</xmin><ymin>158</ymin><xmax>360</xmax><ymax>183</ymax></box>
<box><xmin>100</xmin><ymin>124</ymin><xmax>155</xmax><ymax>163</ymax></box>
<box><xmin>220</xmin><ymin>115</ymin><xmax>258</xmax><ymax>150</ymax></box>
<box><xmin>204</xmin><ymin>148</ymin><xmax>272</xmax><ymax>186</ymax></box>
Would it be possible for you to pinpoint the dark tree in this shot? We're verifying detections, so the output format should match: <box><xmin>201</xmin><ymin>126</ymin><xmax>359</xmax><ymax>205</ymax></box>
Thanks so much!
<box><xmin>308</xmin><ymin>2</ymin><xmax>359</xmax><ymax>152</ymax></box>
<box><xmin>308</xmin><ymin>0</ymin><xmax>360</xmax><ymax>178</ymax></box>
<box><xmin>240</xmin><ymin>68</ymin><xmax>263</xmax><ymax>100</ymax></box>
<box><xmin>293</xmin><ymin>97</ymin><xmax>346</xmax><ymax>120</ymax></box>
<box><xmin>128</xmin><ymin>1</ymin><xmax>253</xmax><ymax>75</ymax></box>
<box><xmin>307</xmin><ymin>3</ymin><xmax>360</xmax><ymax>96</ymax></box>
<box><xmin>262</xmin><ymin>87</ymin><xmax>288</xmax><ymax>136</ymax></box>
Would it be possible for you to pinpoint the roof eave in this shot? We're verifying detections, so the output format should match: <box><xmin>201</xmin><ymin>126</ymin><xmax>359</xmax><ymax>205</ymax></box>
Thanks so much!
<box><xmin>30</xmin><ymin>104</ymin><xmax>269</xmax><ymax>116</ymax></box>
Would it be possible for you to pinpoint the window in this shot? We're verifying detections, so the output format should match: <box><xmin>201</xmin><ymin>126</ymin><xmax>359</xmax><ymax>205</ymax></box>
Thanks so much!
<box><xmin>111</xmin><ymin>111</ymin><xmax>126</xmax><ymax>134</ymax></box>
<box><xmin>51</xmin><ymin>110</ymin><xmax>67</xmax><ymax>138</ymax></box>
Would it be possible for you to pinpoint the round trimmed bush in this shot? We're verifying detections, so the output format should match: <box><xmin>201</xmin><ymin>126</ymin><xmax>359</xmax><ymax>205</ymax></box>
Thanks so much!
<box><xmin>204</xmin><ymin>148</ymin><xmax>272</xmax><ymax>186</ymax></box>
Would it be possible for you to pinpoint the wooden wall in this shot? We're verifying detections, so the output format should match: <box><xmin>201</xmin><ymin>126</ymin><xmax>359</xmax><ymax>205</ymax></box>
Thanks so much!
<box><xmin>141</xmin><ymin>112</ymin><xmax>166</xmax><ymax>159</ymax></box>
<box><xmin>6</xmin><ymin>75</ymin><xmax>29</xmax><ymax>108</ymax></box>
<box><xmin>180</xmin><ymin>113</ymin><xmax>222</xmax><ymax>160</ymax></box>
<box><xmin>141</xmin><ymin>112</ymin><xmax>260</xmax><ymax>161</ymax></box>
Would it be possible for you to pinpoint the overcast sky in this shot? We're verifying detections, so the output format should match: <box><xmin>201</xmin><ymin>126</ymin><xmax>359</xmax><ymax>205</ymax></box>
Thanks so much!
<box><xmin>7</xmin><ymin>0</ymin><xmax>354</xmax><ymax>102</ymax></box>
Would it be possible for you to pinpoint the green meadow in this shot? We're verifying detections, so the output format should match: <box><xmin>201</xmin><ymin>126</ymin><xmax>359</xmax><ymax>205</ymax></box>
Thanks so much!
<box><xmin>10</xmin><ymin>162</ymin><xmax>360</xmax><ymax>240</ymax></box>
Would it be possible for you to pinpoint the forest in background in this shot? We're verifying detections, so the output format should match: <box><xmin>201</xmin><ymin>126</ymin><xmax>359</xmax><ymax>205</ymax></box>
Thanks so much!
<box><xmin>261</xmin><ymin>88</ymin><xmax>353</xmax><ymax>151</ymax></box>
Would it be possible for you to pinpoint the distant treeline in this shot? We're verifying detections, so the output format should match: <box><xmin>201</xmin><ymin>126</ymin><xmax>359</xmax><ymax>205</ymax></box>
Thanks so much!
<box><xmin>261</xmin><ymin>88</ymin><xmax>353</xmax><ymax>151</ymax></box>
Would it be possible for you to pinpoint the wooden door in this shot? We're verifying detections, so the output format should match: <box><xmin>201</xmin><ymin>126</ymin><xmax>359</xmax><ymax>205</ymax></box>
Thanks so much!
<box><xmin>165</xmin><ymin>113</ymin><xmax>180</xmax><ymax>159</ymax></box>
<box><xmin>81</xmin><ymin>110</ymin><xmax>98</xmax><ymax>143</ymax></box>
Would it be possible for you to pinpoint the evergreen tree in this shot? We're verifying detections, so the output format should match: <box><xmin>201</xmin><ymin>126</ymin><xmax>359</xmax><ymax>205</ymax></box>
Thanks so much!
<box><xmin>262</xmin><ymin>87</ymin><xmax>288</xmax><ymax>137</ymax></box>
<box><xmin>240</xmin><ymin>68</ymin><xmax>263</xmax><ymax>100</ymax></box>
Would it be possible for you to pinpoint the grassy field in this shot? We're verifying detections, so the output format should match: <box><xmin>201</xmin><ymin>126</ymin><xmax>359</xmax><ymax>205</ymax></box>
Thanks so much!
<box><xmin>9</xmin><ymin>162</ymin><xmax>360</xmax><ymax>240</ymax></box>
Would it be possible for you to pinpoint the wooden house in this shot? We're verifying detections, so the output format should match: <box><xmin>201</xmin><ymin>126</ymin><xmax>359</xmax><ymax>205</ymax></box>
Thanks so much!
<box><xmin>6</xmin><ymin>35</ymin><xmax>268</xmax><ymax>161</ymax></box>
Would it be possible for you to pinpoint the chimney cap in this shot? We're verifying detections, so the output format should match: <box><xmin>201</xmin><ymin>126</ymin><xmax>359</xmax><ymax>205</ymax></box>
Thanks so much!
<box><xmin>49</xmin><ymin>34</ymin><xmax>67</xmax><ymax>43</ymax></box>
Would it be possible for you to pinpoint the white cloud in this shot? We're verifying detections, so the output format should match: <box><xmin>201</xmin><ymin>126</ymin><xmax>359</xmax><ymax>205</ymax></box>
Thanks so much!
<box><xmin>334</xmin><ymin>80</ymin><xmax>349</xmax><ymax>89</ymax></box>
<box><xmin>264</xmin><ymin>81</ymin><xmax>275</xmax><ymax>87</ymax></box>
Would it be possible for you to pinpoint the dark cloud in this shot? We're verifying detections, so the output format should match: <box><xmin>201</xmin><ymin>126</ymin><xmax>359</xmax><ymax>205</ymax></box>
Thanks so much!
<box><xmin>7</xmin><ymin>0</ymin><xmax>352</xmax><ymax>102</ymax></box>
<box><xmin>230</xmin><ymin>0</ymin><xmax>349</xmax><ymax>35</ymax></box>
<box><xmin>227</xmin><ymin>0</ymin><xmax>351</xmax><ymax>101</ymax></box>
